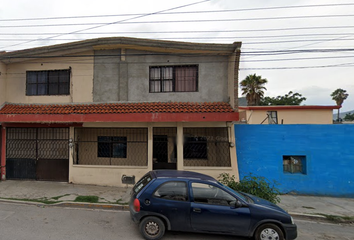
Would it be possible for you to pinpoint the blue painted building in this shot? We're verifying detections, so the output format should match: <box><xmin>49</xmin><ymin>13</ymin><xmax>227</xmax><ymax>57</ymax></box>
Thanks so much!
<box><xmin>235</xmin><ymin>124</ymin><xmax>354</xmax><ymax>197</ymax></box>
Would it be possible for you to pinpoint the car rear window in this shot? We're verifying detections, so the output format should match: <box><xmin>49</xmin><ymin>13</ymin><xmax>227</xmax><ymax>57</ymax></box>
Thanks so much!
<box><xmin>153</xmin><ymin>181</ymin><xmax>188</xmax><ymax>201</ymax></box>
<box><xmin>133</xmin><ymin>173</ymin><xmax>153</xmax><ymax>194</ymax></box>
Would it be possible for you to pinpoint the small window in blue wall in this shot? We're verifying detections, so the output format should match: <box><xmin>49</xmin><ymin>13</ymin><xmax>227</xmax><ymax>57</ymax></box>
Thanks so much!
<box><xmin>283</xmin><ymin>156</ymin><xmax>306</xmax><ymax>174</ymax></box>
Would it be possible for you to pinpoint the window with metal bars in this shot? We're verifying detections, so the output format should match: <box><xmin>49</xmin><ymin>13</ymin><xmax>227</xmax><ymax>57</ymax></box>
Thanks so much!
<box><xmin>184</xmin><ymin>137</ymin><xmax>207</xmax><ymax>159</ymax></box>
<box><xmin>97</xmin><ymin>136</ymin><xmax>127</xmax><ymax>158</ymax></box>
<box><xmin>149</xmin><ymin>65</ymin><xmax>198</xmax><ymax>93</ymax></box>
<box><xmin>26</xmin><ymin>69</ymin><xmax>70</xmax><ymax>96</ymax></box>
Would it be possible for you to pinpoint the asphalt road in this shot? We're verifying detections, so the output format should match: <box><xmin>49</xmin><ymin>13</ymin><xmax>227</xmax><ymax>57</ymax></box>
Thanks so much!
<box><xmin>0</xmin><ymin>202</ymin><xmax>352</xmax><ymax>240</ymax></box>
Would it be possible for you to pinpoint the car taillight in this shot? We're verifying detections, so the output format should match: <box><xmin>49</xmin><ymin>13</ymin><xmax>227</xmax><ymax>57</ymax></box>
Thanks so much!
<box><xmin>133</xmin><ymin>198</ymin><xmax>140</xmax><ymax>212</ymax></box>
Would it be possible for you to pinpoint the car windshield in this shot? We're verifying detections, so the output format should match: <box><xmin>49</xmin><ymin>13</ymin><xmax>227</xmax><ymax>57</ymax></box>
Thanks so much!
<box><xmin>216</xmin><ymin>182</ymin><xmax>250</xmax><ymax>203</ymax></box>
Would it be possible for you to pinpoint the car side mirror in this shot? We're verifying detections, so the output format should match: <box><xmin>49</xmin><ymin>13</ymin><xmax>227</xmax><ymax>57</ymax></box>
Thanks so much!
<box><xmin>230</xmin><ymin>200</ymin><xmax>244</xmax><ymax>209</ymax></box>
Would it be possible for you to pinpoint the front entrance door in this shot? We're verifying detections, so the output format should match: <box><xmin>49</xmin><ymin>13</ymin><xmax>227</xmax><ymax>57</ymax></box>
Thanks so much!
<box><xmin>153</xmin><ymin>128</ymin><xmax>177</xmax><ymax>170</ymax></box>
<box><xmin>6</xmin><ymin>128</ymin><xmax>69</xmax><ymax>181</ymax></box>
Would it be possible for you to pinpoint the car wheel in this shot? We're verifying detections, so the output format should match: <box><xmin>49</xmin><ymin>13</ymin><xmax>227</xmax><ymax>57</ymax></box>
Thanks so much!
<box><xmin>254</xmin><ymin>223</ymin><xmax>284</xmax><ymax>240</ymax></box>
<box><xmin>139</xmin><ymin>216</ymin><xmax>165</xmax><ymax>240</ymax></box>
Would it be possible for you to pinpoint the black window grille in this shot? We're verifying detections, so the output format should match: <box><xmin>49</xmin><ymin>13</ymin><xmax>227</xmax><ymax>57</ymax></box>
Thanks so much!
<box><xmin>149</xmin><ymin>65</ymin><xmax>198</xmax><ymax>93</ymax></box>
<box><xmin>74</xmin><ymin>128</ymin><xmax>148</xmax><ymax>166</ymax></box>
<box><xmin>183</xmin><ymin>128</ymin><xmax>231</xmax><ymax>167</ymax></box>
<box><xmin>184</xmin><ymin>137</ymin><xmax>207</xmax><ymax>159</ymax></box>
<box><xmin>98</xmin><ymin>136</ymin><xmax>127</xmax><ymax>158</ymax></box>
<box><xmin>26</xmin><ymin>69</ymin><xmax>70</xmax><ymax>96</ymax></box>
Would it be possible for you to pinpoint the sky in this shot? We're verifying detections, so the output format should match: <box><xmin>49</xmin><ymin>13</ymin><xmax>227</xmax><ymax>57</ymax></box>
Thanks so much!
<box><xmin>0</xmin><ymin>0</ymin><xmax>353</xmax><ymax>112</ymax></box>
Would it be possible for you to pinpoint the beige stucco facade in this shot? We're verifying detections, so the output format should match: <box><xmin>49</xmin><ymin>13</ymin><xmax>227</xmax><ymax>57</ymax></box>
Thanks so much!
<box><xmin>69</xmin><ymin>122</ymin><xmax>239</xmax><ymax>187</ymax></box>
<box><xmin>4</xmin><ymin>51</ymin><xmax>93</xmax><ymax>104</ymax></box>
<box><xmin>239</xmin><ymin>107</ymin><xmax>336</xmax><ymax>124</ymax></box>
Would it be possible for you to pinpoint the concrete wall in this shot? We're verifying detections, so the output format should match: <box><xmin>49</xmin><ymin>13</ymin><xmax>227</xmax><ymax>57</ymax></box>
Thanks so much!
<box><xmin>0</xmin><ymin>62</ymin><xmax>6</xmax><ymax>107</ymax></box>
<box><xmin>240</xmin><ymin>109</ymin><xmax>334</xmax><ymax>124</ymax></box>
<box><xmin>235</xmin><ymin>124</ymin><xmax>354</xmax><ymax>197</ymax></box>
<box><xmin>4</xmin><ymin>51</ymin><xmax>94</xmax><ymax>104</ymax></box>
<box><xmin>93</xmin><ymin>49</ymin><xmax>229</xmax><ymax>103</ymax></box>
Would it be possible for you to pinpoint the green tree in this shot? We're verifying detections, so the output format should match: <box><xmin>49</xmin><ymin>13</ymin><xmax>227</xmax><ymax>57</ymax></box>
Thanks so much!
<box><xmin>331</xmin><ymin>88</ymin><xmax>349</xmax><ymax>121</ymax></box>
<box><xmin>240</xmin><ymin>74</ymin><xmax>268</xmax><ymax>106</ymax></box>
<box><xmin>344</xmin><ymin>113</ymin><xmax>354</xmax><ymax>121</ymax></box>
<box><xmin>260</xmin><ymin>91</ymin><xmax>306</xmax><ymax>106</ymax></box>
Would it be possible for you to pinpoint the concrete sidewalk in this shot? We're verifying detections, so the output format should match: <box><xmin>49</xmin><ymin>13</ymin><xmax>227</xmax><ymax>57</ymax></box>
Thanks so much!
<box><xmin>278</xmin><ymin>194</ymin><xmax>354</xmax><ymax>220</ymax></box>
<box><xmin>0</xmin><ymin>180</ymin><xmax>354</xmax><ymax>221</ymax></box>
<box><xmin>0</xmin><ymin>180</ymin><xmax>132</xmax><ymax>210</ymax></box>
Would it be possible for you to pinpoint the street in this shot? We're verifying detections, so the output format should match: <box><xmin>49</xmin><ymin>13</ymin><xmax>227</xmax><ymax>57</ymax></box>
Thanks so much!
<box><xmin>0</xmin><ymin>202</ymin><xmax>353</xmax><ymax>240</ymax></box>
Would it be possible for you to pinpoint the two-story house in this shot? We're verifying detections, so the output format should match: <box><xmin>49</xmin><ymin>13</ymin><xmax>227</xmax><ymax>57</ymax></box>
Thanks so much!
<box><xmin>0</xmin><ymin>37</ymin><xmax>241</xmax><ymax>187</ymax></box>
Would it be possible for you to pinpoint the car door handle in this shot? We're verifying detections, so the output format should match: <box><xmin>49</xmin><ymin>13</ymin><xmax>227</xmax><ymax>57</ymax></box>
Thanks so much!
<box><xmin>193</xmin><ymin>208</ymin><xmax>201</xmax><ymax>213</ymax></box>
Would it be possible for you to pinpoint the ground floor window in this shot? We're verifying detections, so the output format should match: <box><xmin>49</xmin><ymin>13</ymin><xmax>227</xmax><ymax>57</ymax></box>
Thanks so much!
<box><xmin>74</xmin><ymin>128</ymin><xmax>147</xmax><ymax>166</ymax></box>
<box><xmin>98</xmin><ymin>136</ymin><xmax>127</xmax><ymax>158</ymax></box>
<box><xmin>183</xmin><ymin>127</ymin><xmax>231</xmax><ymax>167</ymax></box>
<box><xmin>184</xmin><ymin>137</ymin><xmax>207</xmax><ymax>159</ymax></box>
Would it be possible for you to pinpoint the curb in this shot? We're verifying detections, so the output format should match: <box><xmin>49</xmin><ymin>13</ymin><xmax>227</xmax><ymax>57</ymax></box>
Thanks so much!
<box><xmin>57</xmin><ymin>202</ymin><xmax>129</xmax><ymax>211</ymax></box>
<box><xmin>288</xmin><ymin>212</ymin><xmax>327</xmax><ymax>221</ymax></box>
<box><xmin>0</xmin><ymin>199</ymin><xmax>129</xmax><ymax>211</ymax></box>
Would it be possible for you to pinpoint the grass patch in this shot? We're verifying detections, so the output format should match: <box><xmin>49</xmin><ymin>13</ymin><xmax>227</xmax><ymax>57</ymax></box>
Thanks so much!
<box><xmin>319</xmin><ymin>214</ymin><xmax>354</xmax><ymax>223</ymax></box>
<box><xmin>51</xmin><ymin>194</ymin><xmax>71</xmax><ymax>200</ymax></box>
<box><xmin>114</xmin><ymin>198</ymin><xmax>129</xmax><ymax>205</ymax></box>
<box><xmin>74</xmin><ymin>195</ymin><xmax>99</xmax><ymax>203</ymax></box>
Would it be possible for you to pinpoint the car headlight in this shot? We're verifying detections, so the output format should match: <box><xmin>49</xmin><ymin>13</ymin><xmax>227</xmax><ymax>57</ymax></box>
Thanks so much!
<box><xmin>290</xmin><ymin>216</ymin><xmax>294</xmax><ymax>224</ymax></box>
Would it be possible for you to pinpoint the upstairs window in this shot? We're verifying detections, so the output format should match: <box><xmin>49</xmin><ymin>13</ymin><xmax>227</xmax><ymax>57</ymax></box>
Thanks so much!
<box><xmin>26</xmin><ymin>69</ymin><xmax>70</xmax><ymax>96</ymax></box>
<box><xmin>267</xmin><ymin>111</ymin><xmax>278</xmax><ymax>124</ymax></box>
<box><xmin>149</xmin><ymin>65</ymin><xmax>198</xmax><ymax>93</ymax></box>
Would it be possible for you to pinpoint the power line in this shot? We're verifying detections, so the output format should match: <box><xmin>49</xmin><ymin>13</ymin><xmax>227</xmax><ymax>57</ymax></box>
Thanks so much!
<box><xmin>2</xmin><ymin>26</ymin><xmax>354</xmax><ymax>35</ymax></box>
<box><xmin>2</xmin><ymin>50</ymin><xmax>354</xmax><ymax>64</ymax></box>
<box><xmin>2</xmin><ymin>36</ymin><xmax>354</xmax><ymax>44</ymax></box>
<box><xmin>2</xmin><ymin>14</ymin><xmax>354</xmax><ymax>28</ymax></box>
<box><xmin>2</xmin><ymin>48</ymin><xmax>354</xmax><ymax>59</ymax></box>
<box><xmin>4</xmin><ymin>60</ymin><xmax>354</xmax><ymax>73</ymax></box>
<box><xmin>241</xmin><ymin>55</ymin><xmax>354</xmax><ymax>62</ymax></box>
<box><xmin>243</xmin><ymin>38</ymin><xmax>354</xmax><ymax>45</ymax></box>
<box><xmin>240</xmin><ymin>62</ymin><xmax>354</xmax><ymax>70</ymax></box>
<box><xmin>0</xmin><ymin>0</ymin><xmax>210</xmax><ymax>50</ymax></box>
<box><xmin>1</xmin><ymin>3</ymin><xmax>354</xmax><ymax>22</ymax></box>
<box><xmin>1</xmin><ymin>32</ymin><xmax>354</xmax><ymax>39</ymax></box>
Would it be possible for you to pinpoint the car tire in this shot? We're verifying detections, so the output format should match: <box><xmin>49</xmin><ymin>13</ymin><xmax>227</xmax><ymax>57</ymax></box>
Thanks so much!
<box><xmin>139</xmin><ymin>216</ymin><xmax>165</xmax><ymax>240</ymax></box>
<box><xmin>254</xmin><ymin>223</ymin><xmax>284</xmax><ymax>240</ymax></box>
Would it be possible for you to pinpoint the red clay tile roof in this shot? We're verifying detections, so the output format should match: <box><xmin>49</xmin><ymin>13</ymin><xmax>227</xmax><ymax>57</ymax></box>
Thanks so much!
<box><xmin>0</xmin><ymin>102</ymin><xmax>235</xmax><ymax>115</ymax></box>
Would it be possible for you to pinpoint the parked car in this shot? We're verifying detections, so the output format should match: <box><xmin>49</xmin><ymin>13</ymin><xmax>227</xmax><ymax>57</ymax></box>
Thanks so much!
<box><xmin>129</xmin><ymin>170</ymin><xmax>297</xmax><ymax>240</ymax></box>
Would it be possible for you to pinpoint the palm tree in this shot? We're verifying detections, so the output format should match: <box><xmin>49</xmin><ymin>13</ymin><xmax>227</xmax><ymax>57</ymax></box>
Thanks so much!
<box><xmin>331</xmin><ymin>88</ymin><xmax>349</xmax><ymax>121</ymax></box>
<box><xmin>240</xmin><ymin>74</ymin><xmax>268</xmax><ymax>106</ymax></box>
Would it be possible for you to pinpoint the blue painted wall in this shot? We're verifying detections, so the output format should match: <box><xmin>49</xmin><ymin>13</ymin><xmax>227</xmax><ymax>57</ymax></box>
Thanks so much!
<box><xmin>235</xmin><ymin>125</ymin><xmax>354</xmax><ymax>197</ymax></box>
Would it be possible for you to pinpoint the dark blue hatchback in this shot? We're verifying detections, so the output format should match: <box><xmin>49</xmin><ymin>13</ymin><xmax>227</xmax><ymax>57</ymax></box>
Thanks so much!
<box><xmin>130</xmin><ymin>170</ymin><xmax>297</xmax><ymax>240</ymax></box>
